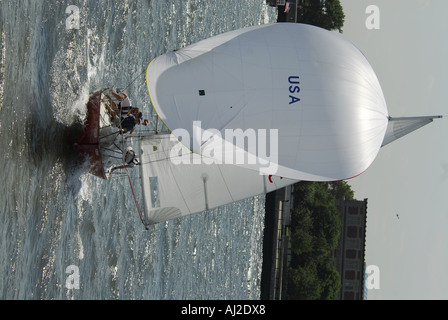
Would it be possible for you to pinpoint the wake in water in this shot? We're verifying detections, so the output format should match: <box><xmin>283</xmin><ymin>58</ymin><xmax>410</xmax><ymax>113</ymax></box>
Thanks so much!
<box><xmin>46</xmin><ymin>21</ymin><xmax>113</xmax><ymax>194</ymax></box>
<box><xmin>27</xmin><ymin>112</ymin><xmax>88</xmax><ymax>192</ymax></box>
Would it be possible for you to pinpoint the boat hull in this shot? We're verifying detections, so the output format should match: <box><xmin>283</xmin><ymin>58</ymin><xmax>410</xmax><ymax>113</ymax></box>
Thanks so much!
<box><xmin>77</xmin><ymin>89</ymin><xmax>108</xmax><ymax>179</ymax></box>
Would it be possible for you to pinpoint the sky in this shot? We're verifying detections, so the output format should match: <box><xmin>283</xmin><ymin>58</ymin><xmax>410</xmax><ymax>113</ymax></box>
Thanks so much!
<box><xmin>336</xmin><ymin>0</ymin><xmax>448</xmax><ymax>299</ymax></box>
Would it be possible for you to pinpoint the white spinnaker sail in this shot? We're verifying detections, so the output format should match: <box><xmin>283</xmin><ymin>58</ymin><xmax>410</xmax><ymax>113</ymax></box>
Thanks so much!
<box><xmin>146</xmin><ymin>23</ymin><xmax>389</xmax><ymax>182</ymax></box>
<box><xmin>139</xmin><ymin>134</ymin><xmax>295</xmax><ymax>224</ymax></box>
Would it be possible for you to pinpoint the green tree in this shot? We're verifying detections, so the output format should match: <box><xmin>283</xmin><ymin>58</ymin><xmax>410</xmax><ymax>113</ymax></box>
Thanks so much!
<box><xmin>287</xmin><ymin>181</ymin><xmax>354</xmax><ymax>299</ymax></box>
<box><xmin>329</xmin><ymin>181</ymin><xmax>354</xmax><ymax>200</ymax></box>
<box><xmin>287</xmin><ymin>263</ymin><xmax>322</xmax><ymax>300</ymax></box>
<box><xmin>317</xmin><ymin>261</ymin><xmax>341</xmax><ymax>300</ymax></box>
<box><xmin>312</xmin><ymin>203</ymin><xmax>341</xmax><ymax>252</ymax></box>
<box><xmin>292</xmin><ymin>228</ymin><xmax>313</xmax><ymax>256</ymax></box>
<box><xmin>301</xmin><ymin>0</ymin><xmax>345</xmax><ymax>33</ymax></box>
<box><xmin>292</xmin><ymin>206</ymin><xmax>313</xmax><ymax>231</ymax></box>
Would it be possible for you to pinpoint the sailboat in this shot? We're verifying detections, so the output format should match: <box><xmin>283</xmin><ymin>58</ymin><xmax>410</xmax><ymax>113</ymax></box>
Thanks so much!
<box><xmin>76</xmin><ymin>23</ymin><xmax>442</xmax><ymax>228</ymax></box>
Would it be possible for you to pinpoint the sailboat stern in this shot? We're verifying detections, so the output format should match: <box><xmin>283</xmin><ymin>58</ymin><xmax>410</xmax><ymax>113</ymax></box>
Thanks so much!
<box><xmin>76</xmin><ymin>89</ymin><xmax>108</xmax><ymax>179</ymax></box>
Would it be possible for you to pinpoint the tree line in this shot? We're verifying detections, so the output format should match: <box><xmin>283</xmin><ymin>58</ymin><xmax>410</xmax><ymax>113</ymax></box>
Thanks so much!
<box><xmin>285</xmin><ymin>181</ymin><xmax>354</xmax><ymax>299</ymax></box>
<box><xmin>278</xmin><ymin>0</ymin><xmax>345</xmax><ymax>33</ymax></box>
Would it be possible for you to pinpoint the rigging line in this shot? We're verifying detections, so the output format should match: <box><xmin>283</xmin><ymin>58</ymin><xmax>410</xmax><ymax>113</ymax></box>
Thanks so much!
<box><xmin>100</xmin><ymin>144</ymin><xmax>123</xmax><ymax>156</ymax></box>
<box><xmin>99</xmin><ymin>112</ymin><xmax>109</xmax><ymax>126</ymax></box>
<box><xmin>139</xmin><ymin>156</ymin><xmax>182</xmax><ymax>166</ymax></box>
<box><xmin>113</xmin><ymin>141</ymin><xmax>125</xmax><ymax>153</ymax></box>
<box><xmin>105</xmin><ymin>155</ymin><xmax>124</xmax><ymax>160</ymax></box>
<box><xmin>139</xmin><ymin>149</ymin><xmax>198</xmax><ymax>166</ymax></box>
<box><xmin>99</xmin><ymin>130</ymin><xmax>120</xmax><ymax>140</ymax></box>
<box><xmin>217</xmin><ymin>165</ymin><xmax>235</xmax><ymax>203</ymax></box>
<box><xmin>124</xmin><ymin>165</ymin><xmax>148</xmax><ymax>229</ymax></box>
<box><xmin>123</xmin><ymin>68</ymin><xmax>147</xmax><ymax>92</ymax></box>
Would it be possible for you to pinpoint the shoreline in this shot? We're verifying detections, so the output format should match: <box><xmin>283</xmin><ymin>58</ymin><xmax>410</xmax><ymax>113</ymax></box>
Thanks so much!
<box><xmin>260</xmin><ymin>191</ymin><xmax>277</xmax><ymax>299</ymax></box>
<box><xmin>260</xmin><ymin>186</ymin><xmax>292</xmax><ymax>300</ymax></box>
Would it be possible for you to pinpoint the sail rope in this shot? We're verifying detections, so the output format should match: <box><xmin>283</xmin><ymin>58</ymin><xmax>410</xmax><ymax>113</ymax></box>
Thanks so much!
<box><xmin>123</xmin><ymin>68</ymin><xmax>147</xmax><ymax>92</ymax></box>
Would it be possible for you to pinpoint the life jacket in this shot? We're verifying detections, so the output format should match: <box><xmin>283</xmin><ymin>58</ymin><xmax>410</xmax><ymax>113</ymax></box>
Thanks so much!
<box><xmin>124</xmin><ymin>147</ymin><xmax>139</xmax><ymax>165</ymax></box>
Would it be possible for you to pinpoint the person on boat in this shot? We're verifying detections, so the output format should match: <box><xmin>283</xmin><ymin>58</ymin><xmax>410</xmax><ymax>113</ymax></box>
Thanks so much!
<box><xmin>119</xmin><ymin>112</ymin><xmax>146</xmax><ymax>134</ymax></box>
<box><xmin>104</xmin><ymin>89</ymin><xmax>150</xmax><ymax>132</ymax></box>
<box><xmin>104</xmin><ymin>90</ymin><xmax>135</xmax><ymax>119</ymax></box>
<box><xmin>108</xmin><ymin>146</ymin><xmax>140</xmax><ymax>174</ymax></box>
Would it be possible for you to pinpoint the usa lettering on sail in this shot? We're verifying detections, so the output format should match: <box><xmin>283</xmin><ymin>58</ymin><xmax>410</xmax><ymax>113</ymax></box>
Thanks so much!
<box><xmin>288</xmin><ymin>75</ymin><xmax>301</xmax><ymax>105</ymax></box>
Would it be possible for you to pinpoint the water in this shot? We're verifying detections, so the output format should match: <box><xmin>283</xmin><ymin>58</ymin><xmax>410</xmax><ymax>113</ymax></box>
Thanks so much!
<box><xmin>0</xmin><ymin>0</ymin><xmax>277</xmax><ymax>300</ymax></box>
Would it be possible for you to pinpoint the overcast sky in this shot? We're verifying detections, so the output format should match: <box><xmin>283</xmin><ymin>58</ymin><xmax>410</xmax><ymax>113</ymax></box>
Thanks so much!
<box><xmin>336</xmin><ymin>0</ymin><xmax>448</xmax><ymax>299</ymax></box>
